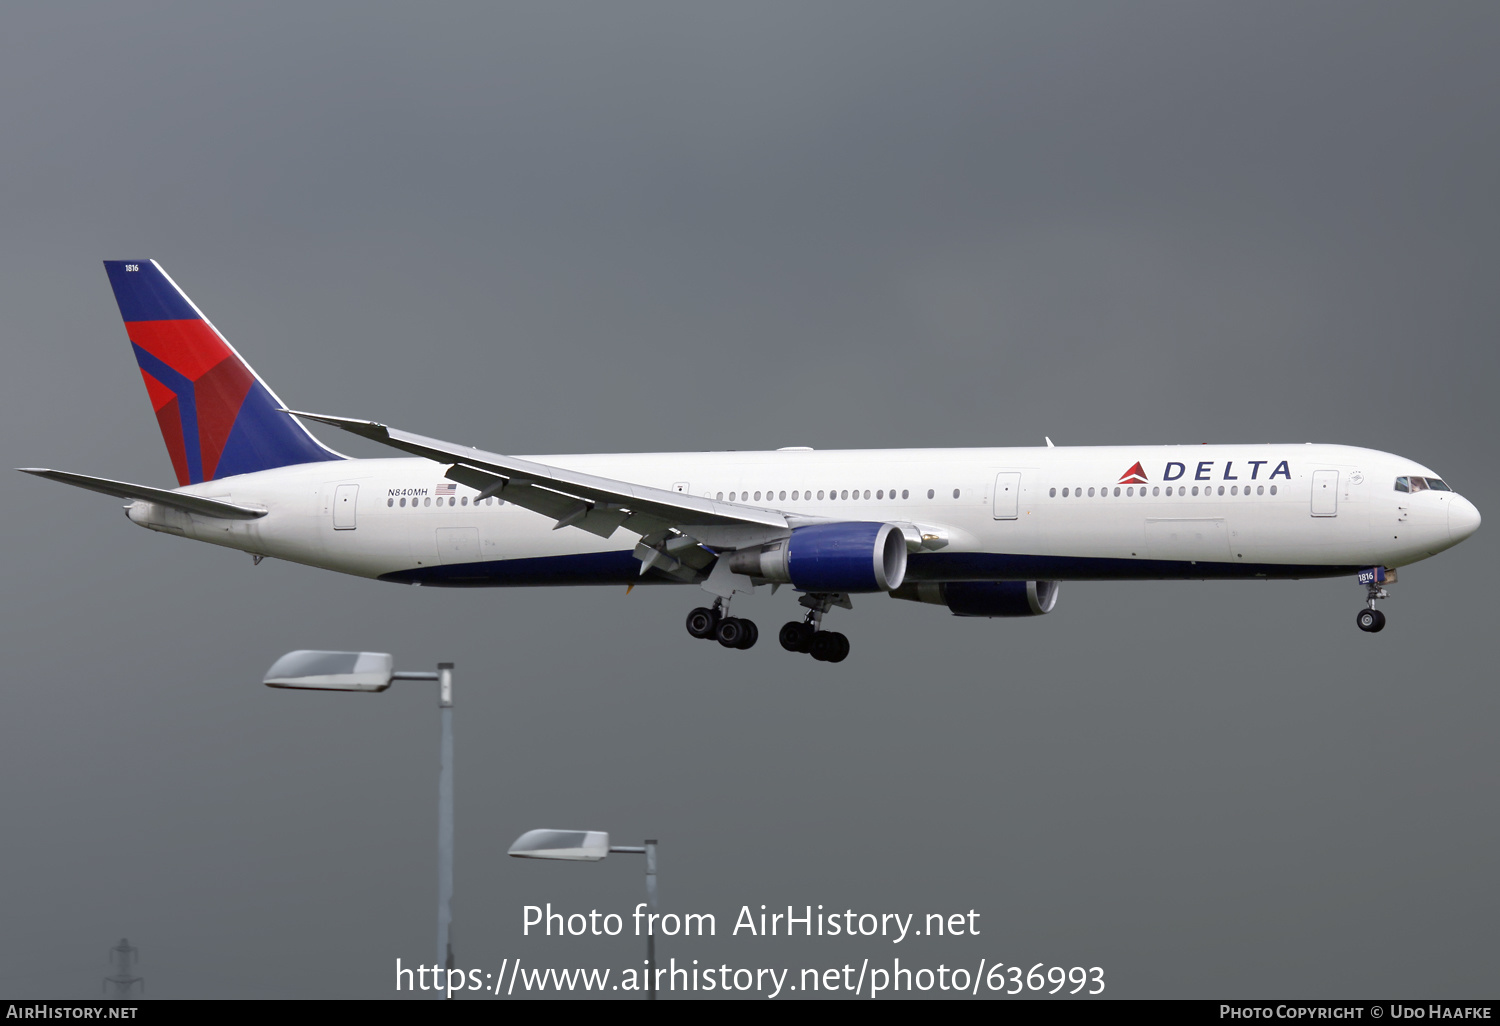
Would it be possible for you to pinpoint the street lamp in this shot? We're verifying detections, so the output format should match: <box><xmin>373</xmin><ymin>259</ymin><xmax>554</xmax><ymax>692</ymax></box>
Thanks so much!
<box><xmin>263</xmin><ymin>649</ymin><xmax>456</xmax><ymax>996</ymax></box>
<box><xmin>509</xmin><ymin>829</ymin><xmax>659</xmax><ymax>999</ymax></box>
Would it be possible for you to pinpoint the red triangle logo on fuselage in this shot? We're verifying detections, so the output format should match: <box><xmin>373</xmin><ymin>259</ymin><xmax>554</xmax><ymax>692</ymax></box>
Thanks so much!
<box><xmin>1118</xmin><ymin>461</ymin><xmax>1148</xmax><ymax>484</ymax></box>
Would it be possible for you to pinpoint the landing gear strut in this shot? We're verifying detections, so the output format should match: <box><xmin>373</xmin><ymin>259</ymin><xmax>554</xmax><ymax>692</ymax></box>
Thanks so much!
<box><xmin>779</xmin><ymin>593</ymin><xmax>850</xmax><ymax>662</ymax></box>
<box><xmin>1356</xmin><ymin>568</ymin><xmax>1394</xmax><ymax>633</ymax></box>
<box><xmin>685</xmin><ymin>598</ymin><xmax>758</xmax><ymax>649</ymax></box>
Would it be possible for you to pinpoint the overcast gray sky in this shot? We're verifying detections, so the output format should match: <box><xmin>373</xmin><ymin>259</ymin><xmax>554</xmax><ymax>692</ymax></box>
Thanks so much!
<box><xmin>2</xmin><ymin>2</ymin><xmax>1496</xmax><ymax>999</ymax></box>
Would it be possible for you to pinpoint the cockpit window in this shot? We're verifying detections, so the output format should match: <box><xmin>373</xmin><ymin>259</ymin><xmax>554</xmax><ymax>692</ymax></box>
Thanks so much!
<box><xmin>1397</xmin><ymin>475</ymin><xmax>1453</xmax><ymax>493</ymax></box>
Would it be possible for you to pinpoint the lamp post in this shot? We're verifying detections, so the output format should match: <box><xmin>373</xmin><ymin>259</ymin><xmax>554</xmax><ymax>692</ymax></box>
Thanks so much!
<box><xmin>508</xmin><ymin>829</ymin><xmax>659</xmax><ymax>999</ymax></box>
<box><xmin>263</xmin><ymin>650</ymin><xmax>455</xmax><ymax>996</ymax></box>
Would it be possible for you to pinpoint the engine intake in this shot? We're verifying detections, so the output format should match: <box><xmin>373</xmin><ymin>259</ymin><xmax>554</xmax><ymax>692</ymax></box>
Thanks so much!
<box><xmin>727</xmin><ymin>522</ymin><xmax>907</xmax><ymax>592</ymax></box>
<box><xmin>890</xmin><ymin>580</ymin><xmax>1060</xmax><ymax>617</ymax></box>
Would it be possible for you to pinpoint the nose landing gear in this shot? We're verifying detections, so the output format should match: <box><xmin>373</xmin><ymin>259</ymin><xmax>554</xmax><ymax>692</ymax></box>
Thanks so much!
<box><xmin>1355</xmin><ymin>567</ymin><xmax>1395</xmax><ymax>633</ymax></box>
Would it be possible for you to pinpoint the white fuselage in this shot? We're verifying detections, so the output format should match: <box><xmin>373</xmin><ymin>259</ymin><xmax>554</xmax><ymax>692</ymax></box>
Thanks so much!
<box><xmin>125</xmin><ymin>443</ymin><xmax>1478</xmax><ymax>588</ymax></box>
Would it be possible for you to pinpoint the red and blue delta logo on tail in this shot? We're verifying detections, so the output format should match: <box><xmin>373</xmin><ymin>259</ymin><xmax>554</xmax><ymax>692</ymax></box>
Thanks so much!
<box><xmin>104</xmin><ymin>261</ymin><xmax>343</xmax><ymax>485</ymax></box>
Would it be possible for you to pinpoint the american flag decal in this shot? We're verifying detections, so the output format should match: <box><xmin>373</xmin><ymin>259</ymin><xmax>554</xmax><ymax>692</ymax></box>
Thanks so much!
<box><xmin>436</xmin><ymin>482</ymin><xmax>457</xmax><ymax>495</ymax></box>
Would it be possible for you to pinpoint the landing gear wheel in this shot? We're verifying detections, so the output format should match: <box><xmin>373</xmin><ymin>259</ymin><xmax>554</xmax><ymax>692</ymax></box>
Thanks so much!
<box><xmin>686</xmin><ymin>607</ymin><xmax>719</xmax><ymax>639</ymax></box>
<box><xmin>736</xmin><ymin>619</ymin><xmax>759</xmax><ymax>650</ymax></box>
<box><xmin>809</xmin><ymin>630</ymin><xmax>847</xmax><ymax>662</ymax></box>
<box><xmin>779</xmin><ymin>621</ymin><xmax>814</xmax><ymax>653</ymax></box>
<box><xmin>1356</xmin><ymin>608</ymin><xmax>1386</xmax><ymax>633</ymax></box>
<box><xmin>716</xmin><ymin>617</ymin><xmax>749</xmax><ymax>648</ymax></box>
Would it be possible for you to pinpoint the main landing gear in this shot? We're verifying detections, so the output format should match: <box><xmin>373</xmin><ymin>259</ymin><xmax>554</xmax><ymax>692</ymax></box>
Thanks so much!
<box><xmin>684</xmin><ymin>592</ymin><xmax>852</xmax><ymax>661</ymax></box>
<box><xmin>1356</xmin><ymin>567</ymin><xmax>1395</xmax><ymax>633</ymax></box>
<box><xmin>778</xmin><ymin>593</ymin><xmax>850</xmax><ymax>663</ymax></box>
<box><xmin>778</xmin><ymin>620</ymin><xmax>849</xmax><ymax>662</ymax></box>
<box><xmin>686</xmin><ymin>599</ymin><xmax>758</xmax><ymax>650</ymax></box>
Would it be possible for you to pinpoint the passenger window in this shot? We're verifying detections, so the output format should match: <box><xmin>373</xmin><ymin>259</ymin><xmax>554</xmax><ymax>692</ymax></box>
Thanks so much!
<box><xmin>1191</xmin><ymin>486</ymin><xmax>1199</xmax><ymax>496</ymax></box>
<box><xmin>1231</xmin><ymin>486</ymin><xmax>1238</xmax><ymax>495</ymax></box>
<box><xmin>1062</xmin><ymin>488</ymin><xmax>1069</xmax><ymax>497</ymax></box>
<box><xmin>1049</xmin><ymin>488</ymin><xmax>1057</xmax><ymax>497</ymax></box>
<box><xmin>817</xmin><ymin>490</ymin><xmax>825</xmax><ymax>500</ymax></box>
<box><xmin>902</xmin><ymin>490</ymin><xmax>909</xmax><ymax>499</ymax></box>
<box><xmin>1269</xmin><ymin>485</ymin><xmax>1277</xmax><ymax>495</ymax></box>
<box><xmin>841</xmin><ymin>490</ymin><xmax>848</xmax><ymax>500</ymax></box>
<box><xmin>1256</xmin><ymin>485</ymin><xmax>1263</xmax><ymax>495</ymax></box>
<box><xmin>716</xmin><ymin>492</ymin><xmax>723</xmax><ymax>500</ymax></box>
<box><xmin>952</xmin><ymin>489</ymin><xmax>959</xmax><ymax>499</ymax></box>
<box><xmin>1152</xmin><ymin>486</ymin><xmax>1159</xmax><ymax>496</ymax></box>
<box><xmin>1087</xmin><ymin>487</ymin><xmax>1094</xmax><ymax>497</ymax></box>
<box><xmin>1113</xmin><ymin>487</ymin><xmax>1120</xmax><ymax>497</ymax></box>
<box><xmin>927</xmin><ymin>489</ymin><xmax>935</xmax><ymax>499</ymax></box>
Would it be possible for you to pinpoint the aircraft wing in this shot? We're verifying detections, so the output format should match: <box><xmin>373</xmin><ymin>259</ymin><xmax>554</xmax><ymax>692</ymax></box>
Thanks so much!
<box><xmin>17</xmin><ymin>468</ymin><xmax>268</xmax><ymax>520</ymax></box>
<box><xmin>289</xmin><ymin>412</ymin><xmax>801</xmax><ymax>579</ymax></box>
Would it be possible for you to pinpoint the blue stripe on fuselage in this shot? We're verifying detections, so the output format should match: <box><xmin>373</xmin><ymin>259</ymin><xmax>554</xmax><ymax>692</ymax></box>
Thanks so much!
<box><xmin>904</xmin><ymin>551</ymin><xmax>1360</xmax><ymax>582</ymax></box>
<box><xmin>379</xmin><ymin>550</ymin><xmax>1361</xmax><ymax>588</ymax></box>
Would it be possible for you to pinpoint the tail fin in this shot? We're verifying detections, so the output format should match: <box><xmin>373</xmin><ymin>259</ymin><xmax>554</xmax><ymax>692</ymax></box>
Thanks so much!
<box><xmin>103</xmin><ymin>260</ymin><xmax>344</xmax><ymax>485</ymax></box>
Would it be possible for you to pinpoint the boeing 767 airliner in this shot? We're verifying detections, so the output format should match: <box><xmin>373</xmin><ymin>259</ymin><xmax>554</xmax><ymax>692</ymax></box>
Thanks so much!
<box><xmin>22</xmin><ymin>261</ymin><xmax>1481</xmax><ymax>661</ymax></box>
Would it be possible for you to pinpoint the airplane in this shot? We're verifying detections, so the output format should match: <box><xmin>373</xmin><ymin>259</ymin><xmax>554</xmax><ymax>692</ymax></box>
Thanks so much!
<box><xmin>22</xmin><ymin>261</ymin><xmax>1482</xmax><ymax>661</ymax></box>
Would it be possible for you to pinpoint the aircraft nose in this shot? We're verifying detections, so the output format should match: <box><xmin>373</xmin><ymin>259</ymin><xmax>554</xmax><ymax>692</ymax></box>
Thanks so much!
<box><xmin>1449</xmin><ymin>495</ymin><xmax>1481</xmax><ymax>543</ymax></box>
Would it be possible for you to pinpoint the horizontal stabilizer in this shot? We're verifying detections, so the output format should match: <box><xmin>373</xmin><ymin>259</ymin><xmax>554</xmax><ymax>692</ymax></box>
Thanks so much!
<box><xmin>17</xmin><ymin>468</ymin><xmax>267</xmax><ymax>520</ymax></box>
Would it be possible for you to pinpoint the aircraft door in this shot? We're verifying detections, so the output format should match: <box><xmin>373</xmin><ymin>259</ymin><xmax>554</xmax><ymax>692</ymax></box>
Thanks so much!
<box><xmin>1311</xmin><ymin>470</ymin><xmax>1339</xmax><ymax>516</ymax></box>
<box><xmin>333</xmin><ymin>484</ymin><xmax>358</xmax><ymax>529</ymax></box>
<box><xmin>436</xmin><ymin>527</ymin><xmax>480</xmax><ymax>565</ymax></box>
<box><xmin>993</xmin><ymin>472</ymin><xmax>1020</xmax><ymax>519</ymax></box>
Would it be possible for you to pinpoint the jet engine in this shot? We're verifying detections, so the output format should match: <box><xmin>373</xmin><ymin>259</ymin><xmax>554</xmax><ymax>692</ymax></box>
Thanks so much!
<box><xmin>726</xmin><ymin>522</ymin><xmax>907</xmax><ymax>592</ymax></box>
<box><xmin>890</xmin><ymin>580</ymin><xmax>1060</xmax><ymax>617</ymax></box>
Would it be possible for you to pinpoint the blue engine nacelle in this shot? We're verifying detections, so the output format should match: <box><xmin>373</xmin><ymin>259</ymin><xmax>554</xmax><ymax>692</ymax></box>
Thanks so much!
<box><xmin>726</xmin><ymin>522</ymin><xmax>908</xmax><ymax>592</ymax></box>
<box><xmin>889</xmin><ymin>580</ymin><xmax>1060</xmax><ymax>617</ymax></box>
